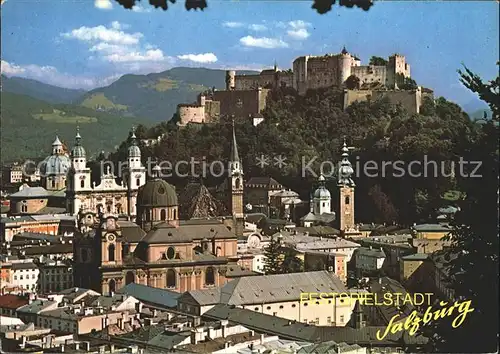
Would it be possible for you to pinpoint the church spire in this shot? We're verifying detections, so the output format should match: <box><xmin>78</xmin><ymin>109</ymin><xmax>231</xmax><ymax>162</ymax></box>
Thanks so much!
<box><xmin>130</xmin><ymin>126</ymin><xmax>137</xmax><ymax>145</ymax></box>
<box><xmin>230</xmin><ymin>120</ymin><xmax>240</xmax><ymax>164</ymax></box>
<box><xmin>337</xmin><ymin>137</ymin><xmax>355</xmax><ymax>187</ymax></box>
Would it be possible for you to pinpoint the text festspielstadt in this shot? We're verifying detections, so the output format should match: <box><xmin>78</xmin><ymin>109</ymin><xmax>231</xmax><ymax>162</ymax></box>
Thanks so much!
<box><xmin>300</xmin><ymin>292</ymin><xmax>434</xmax><ymax>307</ymax></box>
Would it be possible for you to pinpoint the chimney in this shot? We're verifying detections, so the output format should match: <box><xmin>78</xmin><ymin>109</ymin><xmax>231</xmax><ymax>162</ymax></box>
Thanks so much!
<box><xmin>221</xmin><ymin>320</ymin><xmax>228</xmax><ymax>338</ymax></box>
<box><xmin>82</xmin><ymin>342</ymin><xmax>90</xmax><ymax>351</ymax></box>
<box><xmin>99</xmin><ymin>345</ymin><xmax>106</xmax><ymax>353</ymax></box>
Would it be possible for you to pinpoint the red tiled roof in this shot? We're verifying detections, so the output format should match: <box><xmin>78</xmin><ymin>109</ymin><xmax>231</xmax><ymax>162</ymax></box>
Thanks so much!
<box><xmin>0</xmin><ymin>294</ymin><xmax>29</xmax><ymax>309</ymax></box>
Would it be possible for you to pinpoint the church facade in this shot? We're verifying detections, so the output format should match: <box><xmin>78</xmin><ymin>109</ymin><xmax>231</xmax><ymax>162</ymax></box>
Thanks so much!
<box><xmin>72</xmin><ymin>126</ymin><xmax>244</xmax><ymax>295</ymax></box>
<box><xmin>66</xmin><ymin>128</ymin><xmax>146</xmax><ymax>219</ymax></box>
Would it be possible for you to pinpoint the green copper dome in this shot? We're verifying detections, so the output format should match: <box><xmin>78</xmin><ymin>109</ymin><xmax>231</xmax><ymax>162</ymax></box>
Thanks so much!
<box><xmin>137</xmin><ymin>178</ymin><xmax>178</xmax><ymax>207</ymax></box>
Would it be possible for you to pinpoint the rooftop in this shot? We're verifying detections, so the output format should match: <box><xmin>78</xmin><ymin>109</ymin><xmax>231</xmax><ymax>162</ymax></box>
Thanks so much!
<box><xmin>0</xmin><ymin>294</ymin><xmax>29</xmax><ymax>309</ymax></box>
<box><xmin>117</xmin><ymin>283</ymin><xmax>180</xmax><ymax>309</ymax></box>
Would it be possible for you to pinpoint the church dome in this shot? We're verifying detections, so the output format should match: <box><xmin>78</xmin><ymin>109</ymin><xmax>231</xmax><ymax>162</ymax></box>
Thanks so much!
<box><xmin>137</xmin><ymin>178</ymin><xmax>178</xmax><ymax>207</ymax></box>
<box><xmin>314</xmin><ymin>186</ymin><xmax>331</xmax><ymax>199</ymax></box>
<box><xmin>40</xmin><ymin>154</ymin><xmax>71</xmax><ymax>176</ymax></box>
<box><xmin>128</xmin><ymin>145</ymin><xmax>141</xmax><ymax>158</ymax></box>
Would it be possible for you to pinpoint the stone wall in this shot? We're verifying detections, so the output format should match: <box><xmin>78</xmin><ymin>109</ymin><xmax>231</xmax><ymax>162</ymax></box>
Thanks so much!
<box><xmin>343</xmin><ymin>88</ymin><xmax>423</xmax><ymax>114</ymax></box>
<box><xmin>213</xmin><ymin>88</ymin><xmax>270</xmax><ymax>119</ymax></box>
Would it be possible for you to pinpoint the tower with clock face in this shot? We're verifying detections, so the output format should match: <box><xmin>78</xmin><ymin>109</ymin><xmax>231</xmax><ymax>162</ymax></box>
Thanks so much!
<box><xmin>100</xmin><ymin>216</ymin><xmax>123</xmax><ymax>267</ymax></box>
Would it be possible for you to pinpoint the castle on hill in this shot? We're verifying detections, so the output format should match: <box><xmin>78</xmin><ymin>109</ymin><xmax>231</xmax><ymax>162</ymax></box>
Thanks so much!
<box><xmin>176</xmin><ymin>48</ymin><xmax>432</xmax><ymax>126</ymax></box>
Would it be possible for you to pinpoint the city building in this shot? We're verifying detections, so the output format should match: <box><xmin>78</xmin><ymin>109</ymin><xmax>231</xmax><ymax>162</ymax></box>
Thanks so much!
<box><xmin>36</xmin><ymin>258</ymin><xmax>73</xmax><ymax>294</ymax></box>
<box><xmin>7</xmin><ymin>184</ymin><xmax>66</xmax><ymax>215</ymax></box>
<box><xmin>0</xmin><ymin>214</ymin><xmax>75</xmax><ymax>243</ymax></box>
<box><xmin>10</xmin><ymin>262</ymin><xmax>39</xmax><ymax>292</ymax></box>
<box><xmin>303</xmin><ymin>251</ymin><xmax>347</xmax><ymax>283</ymax></box>
<box><xmin>300</xmin><ymin>174</ymin><xmax>336</xmax><ymax>227</ymax></box>
<box><xmin>353</xmin><ymin>247</ymin><xmax>386</xmax><ymax>273</ymax></box>
<box><xmin>177</xmin><ymin>271</ymin><xmax>354</xmax><ymax>327</ymax></box>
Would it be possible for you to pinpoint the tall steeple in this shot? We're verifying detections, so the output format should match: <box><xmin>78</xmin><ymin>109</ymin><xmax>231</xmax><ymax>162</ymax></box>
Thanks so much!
<box><xmin>338</xmin><ymin>137</ymin><xmax>356</xmax><ymax>232</ymax></box>
<box><xmin>228</xmin><ymin>120</ymin><xmax>244</xmax><ymax>236</ymax></box>
<box><xmin>337</xmin><ymin>137</ymin><xmax>355</xmax><ymax>187</ymax></box>
<box><xmin>124</xmin><ymin>126</ymin><xmax>146</xmax><ymax>221</ymax></box>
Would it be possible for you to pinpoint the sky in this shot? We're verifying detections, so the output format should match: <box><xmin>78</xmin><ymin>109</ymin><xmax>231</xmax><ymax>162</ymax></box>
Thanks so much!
<box><xmin>1</xmin><ymin>0</ymin><xmax>498</xmax><ymax>110</ymax></box>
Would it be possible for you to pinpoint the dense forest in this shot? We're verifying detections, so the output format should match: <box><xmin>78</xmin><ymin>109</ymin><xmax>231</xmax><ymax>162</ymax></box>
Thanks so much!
<box><xmin>106</xmin><ymin>80</ymin><xmax>490</xmax><ymax>226</ymax></box>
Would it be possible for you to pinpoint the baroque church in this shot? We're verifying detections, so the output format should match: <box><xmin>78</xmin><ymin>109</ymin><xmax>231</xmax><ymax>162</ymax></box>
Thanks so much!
<box><xmin>72</xmin><ymin>124</ymin><xmax>246</xmax><ymax>295</ymax></box>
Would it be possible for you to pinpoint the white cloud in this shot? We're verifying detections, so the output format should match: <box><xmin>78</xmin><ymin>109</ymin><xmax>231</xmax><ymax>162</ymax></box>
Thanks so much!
<box><xmin>223</xmin><ymin>22</ymin><xmax>245</xmax><ymax>28</ymax></box>
<box><xmin>287</xmin><ymin>28</ymin><xmax>310</xmax><ymax>40</ymax></box>
<box><xmin>239</xmin><ymin>36</ymin><xmax>288</xmax><ymax>49</ymax></box>
<box><xmin>110</xmin><ymin>21</ymin><xmax>130</xmax><ymax>30</ymax></box>
<box><xmin>287</xmin><ymin>20</ymin><xmax>311</xmax><ymax>40</ymax></box>
<box><xmin>177</xmin><ymin>53</ymin><xmax>218</xmax><ymax>63</ymax></box>
<box><xmin>288</xmin><ymin>20</ymin><xmax>311</xmax><ymax>29</ymax></box>
<box><xmin>1</xmin><ymin>60</ymin><xmax>26</xmax><ymax>75</ymax></box>
<box><xmin>62</xmin><ymin>25</ymin><xmax>143</xmax><ymax>45</ymax></box>
<box><xmin>105</xmin><ymin>49</ymin><xmax>167</xmax><ymax>63</ymax></box>
<box><xmin>132</xmin><ymin>4</ymin><xmax>152</xmax><ymax>12</ymax></box>
<box><xmin>1</xmin><ymin>60</ymin><xmax>120</xmax><ymax>90</ymax></box>
<box><xmin>94</xmin><ymin>0</ymin><xmax>113</xmax><ymax>10</ymax></box>
<box><xmin>248</xmin><ymin>24</ymin><xmax>267</xmax><ymax>32</ymax></box>
<box><xmin>1</xmin><ymin>0</ymin><xmax>8</xmax><ymax>5</ymax></box>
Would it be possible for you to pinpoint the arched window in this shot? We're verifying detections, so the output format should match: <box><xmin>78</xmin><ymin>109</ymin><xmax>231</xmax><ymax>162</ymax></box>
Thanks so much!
<box><xmin>166</xmin><ymin>269</ymin><xmax>176</xmax><ymax>288</ymax></box>
<box><xmin>161</xmin><ymin>209</ymin><xmax>167</xmax><ymax>221</ymax></box>
<box><xmin>21</xmin><ymin>205</ymin><xmax>28</xmax><ymax>213</ymax></box>
<box><xmin>80</xmin><ymin>180</ymin><xmax>85</xmax><ymax>188</ymax></box>
<box><xmin>136</xmin><ymin>178</ymin><xmax>140</xmax><ymax>187</ymax></box>
<box><xmin>51</xmin><ymin>180</ymin><xmax>55</xmax><ymax>188</ymax></box>
<box><xmin>345</xmin><ymin>196</ymin><xmax>350</xmax><ymax>205</ymax></box>
<box><xmin>235</xmin><ymin>178</ymin><xmax>241</xmax><ymax>189</ymax></box>
<box><xmin>81</xmin><ymin>249</ymin><xmax>88</xmax><ymax>263</ymax></box>
<box><xmin>205</xmin><ymin>267</ymin><xmax>215</xmax><ymax>286</ymax></box>
<box><xmin>122</xmin><ymin>244</ymin><xmax>130</xmax><ymax>258</ymax></box>
<box><xmin>173</xmin><ymin>209</ymin><xmax>177</xmax><ymax>220</ymax></box>
<box><xmin>108</xmin><ymin>244</ymin><xmax>115</xmax><ymax>262</ymax></box>
<box><xmin>107</xmin><ymin>205</ymin><xmax>112</xmax><ymax>213</ymax></box>
<box><xmin>125</xmin><ymin>271</ymin><xmax>135</xmax><ymax>285</ymax></box>
<box><xmin>109</xmin><ymin>279</ymin><xmax>116</xmax><ymax>294</ymax></box>
<box><xmin>145</xmin><ymin>210</ymin><xmax>151</xmax><ymax>222</ymax></box>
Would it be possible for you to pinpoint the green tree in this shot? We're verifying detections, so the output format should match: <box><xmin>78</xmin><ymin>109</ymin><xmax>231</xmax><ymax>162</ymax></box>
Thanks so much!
<box><xmin>420</xmin><ymin>65</ymin><xmax>499</xmax><ymax>353</ymax></box>
<box><xmin>369</xmin><ymin>56</ymin><xmax>388</xmax><ymax>66</ymax></box>
<box><xmin>345</xmin><ymin>75</ymin><xmax>361</xmax><ymax>90</ymax></box>
<box><xmin>281</xmin><ymin>250</ymin><xmax>304</xmax><ymax>273</ymax></box>
<box><xmin>115</xmin><ymin>0</ymin><xmax>373</xmax><ymax>13</ymax></box>
<box><xmin>263</xmin><ymin>236</ymin><xmax>283</xmax><ymax>275</ymax></box>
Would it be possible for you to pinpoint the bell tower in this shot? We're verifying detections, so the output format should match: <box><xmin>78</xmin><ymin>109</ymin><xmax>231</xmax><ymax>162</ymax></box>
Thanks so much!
<box><xmin>337</xmin><ymin>138</ymin><xmax>356</xmax><ymax>232</ymax></box>
<box><xmin>228</xmin><ymin>121</ymin><xmax>244</xmax><ymax>236</ymax></box>
<box><xmin>67</xmin><ymin>127</ymin><xmax>91</xmax><ymax>214</ymax></box>
<box><xmin>123</xmin><ymin>126</ymin><xmax>146</xmax><ymax>220</ymax></box>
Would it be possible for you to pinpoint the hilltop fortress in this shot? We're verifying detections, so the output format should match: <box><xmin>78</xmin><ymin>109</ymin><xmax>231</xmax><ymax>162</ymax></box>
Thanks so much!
<box><xmin>177</xmin><ymin>48</ymin><xmax>432</xmax><ymax>126</ymax></box>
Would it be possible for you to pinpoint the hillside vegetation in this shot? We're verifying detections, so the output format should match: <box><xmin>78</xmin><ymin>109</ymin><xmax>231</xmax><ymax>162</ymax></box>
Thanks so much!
<box><xmin>1</xmin><ymin>92</ymin><xmax>153</xmax><ymax>162</ymax></box>
<box><xmin>110</xmin><ymin>85</ymin><xmax>488</xmax><ymax>227</ymax></box>
<box><xmin>1</xmin><ymin>74</ymin><xmax>85</xmax><ymax>104</ymax></box>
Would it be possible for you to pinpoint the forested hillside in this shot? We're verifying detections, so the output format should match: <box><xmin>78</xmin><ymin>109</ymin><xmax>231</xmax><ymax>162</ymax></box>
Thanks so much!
<box><xmin>0</xmin><ymin>92</ymin><xmax>153</xmax><ymax>162</ymax></box>
<box><xmin>109</xmin><ymin>85</ymin><xmax>487</xmax><ymax>226</ymax></box>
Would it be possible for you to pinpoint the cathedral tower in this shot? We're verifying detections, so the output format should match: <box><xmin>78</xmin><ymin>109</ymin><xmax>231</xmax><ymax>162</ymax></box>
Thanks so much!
<box><xmin>313</xmin><ymin>174</ymin><xmax>331</xmax><ymax>215</ymax></box>
<box><xmin>123</xmin><ymin>127</ymin><xmax>146</xmax><ymax>219</ymax></box>
<box><xmin>337</xmin><ymin>138</ymin><xmax>356</xmax><ymax>232</ymax></box>
<box><xmin>228</xmin><ymin>121</ymin><xmax>244</xmax><ymax>236</ymax></box>
<box><xmin>40</xmin><ymin>136</ymin><xmax>71</xmax><ymax>191</ymax></box>
<box><xmin>67</xmin><ymin>127</ymin><xmax>92</xmax><ymax>214</ymax></box>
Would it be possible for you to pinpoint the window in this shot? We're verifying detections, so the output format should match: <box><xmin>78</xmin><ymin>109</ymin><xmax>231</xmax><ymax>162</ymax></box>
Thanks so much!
<box><xmin>266</xmin><ymin>306</ymin><xmax>271</xmax><ymax>310</ymax></box>
<box><xmin>303</xmin><ymin>302</ymin><xmax>308</xmax><ymax>307</ymax></box>
<box><xmin>80</xmin><ymin>180</ymin><xmax>85</xmax><ymax>188</ymax></box>
<box><xmin>254</xmin><ymin>307</ymin><xmax>259</xmax><ymax>311</ymax></box>
<box><xmin>292</xmin><ymin>304</ymin><xmax>296</xmax><ymax>308</ymax></box>
<box><xmin>345</xmin><ymin>196</ymin><xmax>350</xmax><ymax>205</ymax></box>
<box><xmin>327</xmin><ymin>317</ymin><xmax>331</xmax><ymax>324</ymax></box>
<box><xmin>166</xmin><ymin>269</ymin><xmax>176</xmax><ymax>288</ymax></box>
<box><xmin>108</xmin><ymin>244</ymin><xmax>115</xmax><ymax>262</ymax></box>
<box><xmin>173</xmin><ymin>209</ymin><xmax>177</xmax><ymax>219</ymax></box>
<box><xmin>304</xmin><ymin>319</ymin><xmax>307</xmax><ymax>323</ymax></box>
<box><xmin>235</xmin><ymin>178</ymin><xmax>241</xmax><ymax>189</ymax></box>
<box><xmin>14</xmin><ymin>276</ymin><xmax>17</xmax><ymax>280</ymax></box>
<box><xmin>136</xmin><ymin>178</ymin><xmax>140</xmax><ymax>187</ymax></box>
<box><xmin>205</xmin><ymin>267</ymin><xmax>215</xmax><ymax>286</ymax></box>
<box><xmin>315</xmin><ymin>318</ymin><xmax>319</xmax><ymax>325</ymax></box>
<box><xmin>340</xmin><ymin>315</ymin><xmax>344</xmax><ymax>322</ymax></box>
<box><xmin>166</xmin><ymin>247</ymin><xmax>175</xmax><ymax>260</ymax></box>
<box><xmin>21</xmin><ymin>205</ymin><xmax>28</xmax><ymax>213</ymax></box>
<box><xmin>273</xmin><ymin>312</ymin><xmax>277</xmax><ymax>316</ymax></box>
<box><xmin>279</xmin><ymin>305</ymin><xmax>284</xmax><ymax>309</ymax></box>
<box><xmin>125</xmin><ymin>271</ymin><xmax>135</xmax><ymax>285</ymax></box>
<box><xmin>160</xmin><ymin>209</ymin><xmax>167</xmax><ymax>221</ymax></box>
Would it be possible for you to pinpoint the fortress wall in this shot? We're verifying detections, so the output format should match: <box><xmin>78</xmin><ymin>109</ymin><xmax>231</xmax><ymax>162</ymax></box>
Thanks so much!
<box><xmin>177</xmin><ymin>105</ymin><xmax>205</xmax><ymax>126</ymax></box>
<box><xmin>343</xmin><ymin>89</ymin><xmax>422</xmax><ymax>114</ymax></box>
<box><xmin>204</xmin><ymin>100</ymin><xmax>221</xmax><ymax>123</ymax></box>
<box><xmin>235</xmin><ymin>74</ymin><xmax>263</xmax><ymax>90</ymax></box>
<box><xmin>213</xmin><ymin>89</ymin><xmax>270</xmax><ymax>118</ymax></box>
<box><xmin>304</xmin><ymin>56</ymin><xmax>342</xmax><ymax>92</ymax></box>
<box><xmin>352</xmin><ymin>66</ymin><xmax>387</xmax><ymax>87</ymax></box>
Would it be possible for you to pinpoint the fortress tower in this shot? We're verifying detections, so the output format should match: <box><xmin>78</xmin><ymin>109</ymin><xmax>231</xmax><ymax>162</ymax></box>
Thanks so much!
<box><xmin>338</xmin><ymin>46</ymin><xmax>354</xmax><ymax>86</ymax></box>
<box><xmin>225</xmin><ymin>70</ymin><xmax>236</xmax><ymax>90</ymax></box>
